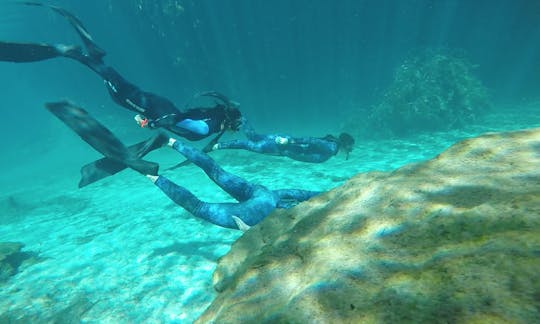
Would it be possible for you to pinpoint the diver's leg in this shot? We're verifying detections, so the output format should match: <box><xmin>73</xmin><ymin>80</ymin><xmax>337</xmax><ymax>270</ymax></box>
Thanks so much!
<box><xmin>274</xmin><ymin>189</ymin><xmax>321</xmax><ymax>200</ymax></box>
<box><xmin>150</xmin><ymin>175</ymin><xmax>239</xmax><ymax>229</ymax></box>
<box><xmin>274</xmin><ymin>189</ymin><xmax>321</xmax><ymax>208</ymax></box>
<box><xmin>151</xmin><ymin>175</ymin><xmax>203</xmax><ymax>218</ymax></box>
<box><xmin>166</xmin><ymin>131</ymin><xmax>224</xmax><ymax>171</ymax></box>
<box><xmin>48</xmin><ymin>43</ymin><xmax>140</xmax><ymax>115</ymax></box>
<box><xmin>214</xmin><ymin>139</ymin><xmax>281</xmax><ymax>157</ymax></box>
<box><xmin>241</xmin><ymin>121</ymin><xmax>266</xmax><ymax>141</ymax></box>
<box><xmin>213</xmin><ymin>140</ymin><xmax>255</xmax><ymax>151</ymax></box>
<box><xmin>169</xmin><ymin>139</ymin><xmax>255</xmax><ymax>202</ymax></box>
<box><xmin>203</xmin><ymin>131</ymin><xmax>225</xmax><ymax>153</ymax></box>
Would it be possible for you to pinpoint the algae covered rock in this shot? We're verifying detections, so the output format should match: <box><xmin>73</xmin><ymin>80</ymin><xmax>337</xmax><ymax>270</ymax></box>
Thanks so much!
<box><xmin>362</xmin><ymin>50</ymin><xmax>490</xmax><ymax>137</ymax></box>
<box><xmin>0</xmin><ymin>242</ymin><xmax>43</xmax><ymax>282</ymax></box>
<box><xmin>0</xmin><ymin>242</ymin><xmax>25</xmax><ymax>281</ymax></box>
<box><xmin>198</xmin><ymin>127</ymin><xmax>540</xmax><ymax>323</ymax></box>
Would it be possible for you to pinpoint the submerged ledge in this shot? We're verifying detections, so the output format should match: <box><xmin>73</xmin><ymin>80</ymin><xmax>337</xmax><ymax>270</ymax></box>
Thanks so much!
<box><xmin>198</xmin><ymin>127</ymin><xmax>540</xmax><ymax>323</ymax></box>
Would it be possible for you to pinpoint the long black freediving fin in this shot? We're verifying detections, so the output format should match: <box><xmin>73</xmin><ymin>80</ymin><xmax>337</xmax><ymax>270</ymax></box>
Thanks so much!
<box><xmin>21</xmin><ymin>1</ymin><xmax>106</xmax><ymax>59</ymax></box>
<box><xmin>45</xmin><ymin>101</ymin><xmax>160</xmax><ymax>179</ymax></box>
<box><xmin>0</xmin><ymin>41</ymin><xmax>63</xmax><ymax>63</ymax></box>
<box><xmin>79</xmin><ymin>132</ymin><xmax>168</xmax><ymax>188</ymax></box>
<box><xmin>166</xmin><ymin>130</ymin><xmax>225</xmax><ymax>170</ymax></box>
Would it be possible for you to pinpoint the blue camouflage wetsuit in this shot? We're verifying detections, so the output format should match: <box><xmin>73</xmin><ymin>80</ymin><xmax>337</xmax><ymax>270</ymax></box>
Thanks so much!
<box><xmin>154</xmin><ymin>140</ymin><xmax>321</xmax><ymax>229</ymax></box>
<box><xmin>215</xmin><ymin>121</ymin><xmax>340</xmax><ymax>163</ymax></box>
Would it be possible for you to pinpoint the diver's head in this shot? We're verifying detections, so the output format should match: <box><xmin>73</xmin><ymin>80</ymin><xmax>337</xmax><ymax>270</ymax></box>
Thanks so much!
<box><xmin>223</xmin><ymin>106</ymin><xmax>243</xmax><ymax>131</ymax></box>
<box><xmin>338</xmin><ymin>132</ymin><xmax>355</xmax><ymax>159</ymax></box>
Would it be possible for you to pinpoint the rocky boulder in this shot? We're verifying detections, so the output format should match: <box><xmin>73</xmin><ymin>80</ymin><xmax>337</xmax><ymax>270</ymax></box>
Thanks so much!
<box><xmin>0</xmin><ymin>242</ymin><xmax>43</xmax><ymax>283</ymax></box>
<box><xmin>198</xmin><ymin>127</ymin><xmax>540</xmax><ymax>323</ymax></box>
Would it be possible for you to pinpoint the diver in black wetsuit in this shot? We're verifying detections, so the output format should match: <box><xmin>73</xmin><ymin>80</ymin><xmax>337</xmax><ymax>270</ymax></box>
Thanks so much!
<box><xmin>213</xmin><ymin>119</ymin><xmax>355</xmax><ymax>162</ymax></box>
<box><xmin>0</xmin><ymin>2</ymin><xmax>242</xmax><ymax>140</ymax></box>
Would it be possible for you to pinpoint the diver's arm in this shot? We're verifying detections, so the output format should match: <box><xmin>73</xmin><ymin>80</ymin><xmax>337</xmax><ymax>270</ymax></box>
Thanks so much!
<box><xmin>240</xmin><ymin>120</ymin><xmax>266</xmax><ymax>141</ymax></box>
<box><xmin>274</xmin><ymin>189</ymin><xmax>321</xmax><ymax>208</ymax></box>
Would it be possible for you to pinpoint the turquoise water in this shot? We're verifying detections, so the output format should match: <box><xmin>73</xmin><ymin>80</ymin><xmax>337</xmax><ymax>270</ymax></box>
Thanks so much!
<box><xmin>1</xmin><ymin>0</ymin><xmax>540</xmax><ymax>322</ymax></box>
<box><xmin>1</xmin><ymin>104</ymin><xmax>538</xmax><ymax>322</ymax></box>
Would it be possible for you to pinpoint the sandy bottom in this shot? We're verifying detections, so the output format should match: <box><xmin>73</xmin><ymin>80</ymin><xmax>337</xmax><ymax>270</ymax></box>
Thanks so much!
<box><xmin>0</xmin><ymin>104</ymin><xmax>538</xmax><ymax>322</ymax></box>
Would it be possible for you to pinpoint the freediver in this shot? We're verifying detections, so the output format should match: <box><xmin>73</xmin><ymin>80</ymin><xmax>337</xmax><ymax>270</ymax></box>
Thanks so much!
<box><xmin>213</xmin><ymin>119</ymin><xmax>355</xmax><ymax>162</ymax></box>
<box><xmin>0</xmin><ymin>2</ymin><xmax>242</xmax><ymax>141</ymax></box>
<box><xmin>46</xmin><ymin>101</ymin><xmax>321</xmax><ymax>231</ymax></box>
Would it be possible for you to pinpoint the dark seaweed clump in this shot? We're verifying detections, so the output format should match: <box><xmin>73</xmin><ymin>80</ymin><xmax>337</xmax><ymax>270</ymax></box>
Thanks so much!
<box><xmin>358</xmin><ymin>50</ymin><xmax>491</xmax><ymax>138</ymax></box>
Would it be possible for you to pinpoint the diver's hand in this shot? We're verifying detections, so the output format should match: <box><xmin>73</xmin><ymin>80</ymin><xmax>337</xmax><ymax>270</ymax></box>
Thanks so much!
<box><xmin>134</xmin><ymin>114</ymin><xmax>149</xmax><ymax>128</ymax></box>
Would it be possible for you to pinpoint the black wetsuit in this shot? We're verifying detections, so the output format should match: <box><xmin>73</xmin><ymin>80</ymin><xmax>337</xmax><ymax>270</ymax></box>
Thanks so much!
<box><xmin>0</xmin><ymin>3</ymin><xmax>235</xmax><ymax>141</ymax></box>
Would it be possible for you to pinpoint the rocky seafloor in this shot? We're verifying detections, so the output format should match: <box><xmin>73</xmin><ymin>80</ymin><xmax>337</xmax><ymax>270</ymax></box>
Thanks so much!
<box><xmin>198</xmin><ymin>127</ymin><xmax>540</xmax><ymax>323</ymax></box>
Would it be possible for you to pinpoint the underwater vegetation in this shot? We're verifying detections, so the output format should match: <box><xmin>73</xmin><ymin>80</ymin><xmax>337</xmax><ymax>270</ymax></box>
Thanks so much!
<box><xmin>358</xmin><ymin>50</ymin><xmax>491</xmax><ymax>138</ymax></box>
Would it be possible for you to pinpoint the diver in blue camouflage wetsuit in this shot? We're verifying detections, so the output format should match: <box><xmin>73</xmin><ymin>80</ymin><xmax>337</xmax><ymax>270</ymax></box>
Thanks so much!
<box><xmin>148</xmin><ymin>138</ymin><xmax>321</xmax><ymax>230</ymax></box>
<box><xmin>213</xmin><ymin>119</ymin><xmax>355</xmax><ymax>162</ymax></box>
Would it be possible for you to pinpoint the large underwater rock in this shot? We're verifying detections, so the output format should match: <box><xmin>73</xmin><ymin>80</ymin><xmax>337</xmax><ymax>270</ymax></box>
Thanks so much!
<box><xmin>358</xmin><ymin>50</ymin><xmax>491</xmax><ymax>138</ymax></box>
<box><xmin>0</xmin><ymin>242</ymin><xmax>43</xmax><ymax>283</ymax></box>
<box><xmin>0</xmin><ymin>242</ymin><xmax>25</xmax><ymax>282</ymax></box>
<box><xmin>197</xmin><ymin>127</ymin><xmax>540</xmax><ymax>323</ymax></box>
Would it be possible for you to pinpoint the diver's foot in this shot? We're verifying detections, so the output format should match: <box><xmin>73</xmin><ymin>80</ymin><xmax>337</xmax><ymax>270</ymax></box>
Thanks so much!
<box><xmin>155</xmin><ymin>132</ymin><xmax>170</xmax><ymax>147</ymax></box>
<box><xmin>168</xmin><ymin>138</ymin><xmax>176</xmax><ymax>147</ymax></box>
<box><xmin>275</xmin><ymin>136</ymin><xmax>289</xmax><ymax>145</ymax></box>
<box><xmin>232</xmin><ymin>216</ymin><xmax>251</xmax><ymax>232</ymax></box>
<box><xmin>146</xmin><ymin>174</ymin><xmax>158</xmax><ymax>183</ymax></box>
